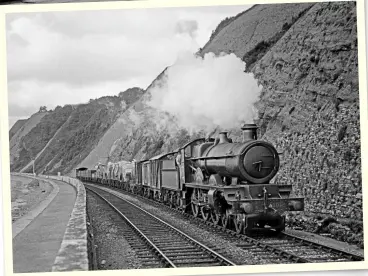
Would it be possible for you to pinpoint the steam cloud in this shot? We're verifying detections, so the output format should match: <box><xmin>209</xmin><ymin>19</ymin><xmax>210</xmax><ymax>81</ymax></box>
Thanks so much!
<box><xmin>148</xmin><ymin>52</ymin><xmax>262</xmax><ymax>133</ymax></box>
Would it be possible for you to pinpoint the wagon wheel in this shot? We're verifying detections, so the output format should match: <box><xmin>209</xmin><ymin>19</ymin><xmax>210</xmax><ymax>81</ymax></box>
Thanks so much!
<box><xmin>191</xmin><ymin>188</ymin><xmax>200</xmax><ymax>217</ymax></box>
<box><xmin>172</xmin><ymin>193</ymin><xmax>179</xmax><ymax>208</ymax></box>
<box><xmin>163</xmin><ymin>191</ymin><xmax>169</xmax><ymax>204</ymax></box>
<box><xmin>210</xmin><ymin>211</ymin><xmax>221</xmax><ymax>225</ymax></box>
<box><xmin>154</xmin><ymin>192</ymin><xmax>159</xmax><ymax>202</ymax></box>
<box><xmin>175</xmin><ymin>193</ymin><xmax>181</xmax><ymax>209</ymax></box>
<box><xmin>200</xmin><ymin>206</ymin><xmax>210</xmax><ymax>221</ymax></box>
<box><xmin>233</xmin><ymin>214</ymin><xmax>245</xmax><ymax>234</ymax></box>
<box><xmin>170</xmin><ymin>193</ymin><xmax>176</xmax><ymax>208</ymax></box>
<box><xmin>181</xmin><ymin>203</ymin><xmax>188</xmax><ymax>214</ymax></box>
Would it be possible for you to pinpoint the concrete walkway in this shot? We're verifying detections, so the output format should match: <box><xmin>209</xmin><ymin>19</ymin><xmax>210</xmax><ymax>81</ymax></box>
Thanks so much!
<box><xmin>12</xmin><ymin>179</ymin><xmax>77</xmax><ymax>273</ymax></box>
<box><xmin>12</xmin><ymin>177</ymin><xmax>59</xmax><ymax>239</ymax></box>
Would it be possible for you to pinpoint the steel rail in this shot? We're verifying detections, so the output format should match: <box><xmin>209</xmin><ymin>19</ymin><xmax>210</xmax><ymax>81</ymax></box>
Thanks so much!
<box><xmin>280</xmin><ymin>232</ymin><xmax>364</xmax><ymax>261</ymax></box>
<box><xmin>86</xmin><ymin>184</ymin><xmax>236</xmax><ymax>267</ymax></box>
<box><xmin>90</xmin><ymin>183</ymin><xmax>311</xmax><ymax>263</ymax></box>
<box><xmin>86</xmin><ymin>186</ymin><xmax>177</xmax><ymax>268</ymax></box>
<box><xmin>85</xmin><ymin>180</ymin><xmax>363</xmax><ymax>264</ymax></box>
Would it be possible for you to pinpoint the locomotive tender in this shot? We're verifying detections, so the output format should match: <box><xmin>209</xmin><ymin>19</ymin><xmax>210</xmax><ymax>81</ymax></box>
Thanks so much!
<box><xmin>77</xmin><ymin>124</ymin><xmax>304</xmax><ymax>234</ymax></box>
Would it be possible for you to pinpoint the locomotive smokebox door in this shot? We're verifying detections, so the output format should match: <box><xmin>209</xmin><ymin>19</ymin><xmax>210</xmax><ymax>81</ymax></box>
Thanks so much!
<box><xmin>243</xmin><ymin>146</ymin><xmax>277</xmax><ymax>179</ymax></box>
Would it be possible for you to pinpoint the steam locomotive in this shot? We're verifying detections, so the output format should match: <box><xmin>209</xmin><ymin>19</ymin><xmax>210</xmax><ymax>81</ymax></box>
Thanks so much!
<box><xmin>77</xmin><ymin>124</ymin><xmax>304</xmax><ymax>234</ymax></box>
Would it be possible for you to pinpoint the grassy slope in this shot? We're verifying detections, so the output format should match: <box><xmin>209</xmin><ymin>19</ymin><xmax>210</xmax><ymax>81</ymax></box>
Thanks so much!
<box><xmin>9</xmin><ymin>113</ymin><xmax>48</xmax><ymax>166</ymax></box>
<box><xmin>9</xmin><ymin>119</ymin><xmax>27</xmax><ymax>140</ymax></box>
<box><xmin>11</xmin><ymin>106</ymin><xmax>73</xmax><ymax>172</ymax></box>
<box><xmin>11</xmin><ymin>88</ymin><xmax>144</xmax><ymax>175</ymax></box>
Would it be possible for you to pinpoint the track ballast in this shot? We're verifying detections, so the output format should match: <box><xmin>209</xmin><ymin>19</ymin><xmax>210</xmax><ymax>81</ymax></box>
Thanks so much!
<box><xmin>85</xmin><ymin>181</ymin><xmax>363</xmax><ymax>265</ymax></box>
<box><xmin>86</xmin><ymin>184</ymin><xmax>236</xmax><ymax>268</ymax></box>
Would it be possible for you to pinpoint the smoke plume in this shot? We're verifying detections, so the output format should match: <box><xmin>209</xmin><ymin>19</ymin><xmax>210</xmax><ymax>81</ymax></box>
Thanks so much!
<box><xmin>148</xmin><ymin>52</ymin><xmax>262</xmax><ymax>133</ymax></box>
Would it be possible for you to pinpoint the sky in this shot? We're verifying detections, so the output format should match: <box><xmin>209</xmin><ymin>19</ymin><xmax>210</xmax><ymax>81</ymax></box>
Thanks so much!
<box><xmin>6</xmin><ymin>4</ymin><xmax>251</xmax><ymax>128</ymax></box>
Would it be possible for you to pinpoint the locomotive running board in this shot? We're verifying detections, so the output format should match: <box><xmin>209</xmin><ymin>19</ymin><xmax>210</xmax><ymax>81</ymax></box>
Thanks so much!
<box><xmin>183</xmin><ymin>183</ymin><xmax>244</xmax><ymax>190</ymax></box>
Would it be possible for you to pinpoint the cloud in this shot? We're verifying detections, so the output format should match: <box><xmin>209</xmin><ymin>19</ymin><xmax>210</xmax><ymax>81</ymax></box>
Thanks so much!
<box><xmin>7</xmin><ymin>78</ymin><xmax>153</xmax><ymax>112</ymax></box>
<box><xmin>175</xmin><ymin>20</ymin><xmax>198</xmax><ymax>38</ymax></box>
<box><xmin>7</xmin><ymin>16</ymin><xmax>199</xmax><ymax>86</ymax></box>
<box><xmin>6</xmin><ymin>5</ymin><xmax>252</xmax><ymax>128</ymax></box>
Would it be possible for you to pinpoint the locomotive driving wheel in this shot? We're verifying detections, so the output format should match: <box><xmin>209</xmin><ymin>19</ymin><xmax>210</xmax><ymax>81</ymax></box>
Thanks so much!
<box><xmin>191</xmin><ymin>188</ymin><xmax>200</xmax><ymax>217</ymax></box>
<box><xmin>221</xmin><ymin>212</ymin><xmax>229</xmax><ymax>230</ymax></box>
<box><xmin>233</xmin><ymin>214</ymin><xmax>245</xmax><ymax>234</ymax></box>
<box><xmin>200</xmin><ymin>206</ymin><xmax>210</xmax><ymax>221</ymax></box>
<box><xmin>210</xmin><ymin>210</ymin><xmax>221</xmax><ymax>225</ymax></box>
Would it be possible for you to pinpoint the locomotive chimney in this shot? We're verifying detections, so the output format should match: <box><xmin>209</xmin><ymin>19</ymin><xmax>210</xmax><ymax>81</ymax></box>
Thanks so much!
<box><xmin>241</xmin><ymin>123</ymin><xmax>258</xmax><ymax>141</ymax></box>
<box><xmin>218</xmin><ymin>131</ymin><xmax>230</xmax><ymax>144</ymax></box>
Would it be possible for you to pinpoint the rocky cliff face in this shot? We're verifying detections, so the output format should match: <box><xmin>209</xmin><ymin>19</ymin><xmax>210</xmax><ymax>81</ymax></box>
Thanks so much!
<box><xmin>253</xmin><ymin>2</ymin><xmax>360</xmax><ymax>220</ymax></box>
<box><xmin>201</xmin><ymin>2</ymin><xmax>361</xmax><ymax>219</ymax></box>
<box><xmin>201</xmin><ymin>3</ymin><xmax>315</xmax><ymax>59</ymax></box>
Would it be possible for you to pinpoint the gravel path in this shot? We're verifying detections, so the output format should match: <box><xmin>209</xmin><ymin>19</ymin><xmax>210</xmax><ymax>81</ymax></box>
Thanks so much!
<box><xmin>11</xmin><ymin>175</ymin><xmax>53</xmax><ymax>223</ymax></box>
<box><xmin>86</xmin><ymin>191</ymin><xmax>144</xmax><ymax>270</ymax></box>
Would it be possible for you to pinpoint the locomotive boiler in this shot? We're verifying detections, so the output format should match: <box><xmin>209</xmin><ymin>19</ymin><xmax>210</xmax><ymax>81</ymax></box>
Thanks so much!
<box><xmin>194</xmin><ymin>124</ymin><xmax>279</xmax><ymax>185</ymax></box>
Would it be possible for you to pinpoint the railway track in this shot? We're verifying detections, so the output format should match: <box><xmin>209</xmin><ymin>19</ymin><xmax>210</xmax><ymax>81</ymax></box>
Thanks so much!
<box><xmin>253</xmin><ymin>231</ymin><xmax>363</xmax><ymax>262</ymax></box>
<box><xmin>85</xmin><ymin>184</ymin><xmax>236</xmax><ymax>268</ymax></box>
<box><xmin>85</xmin><ymin>182</ymin><xmax>364</xmax><ymax>265</ymax></box>
<box><xmin>178</xmin><ymin>204</ymin><xmax>364</xmax><ymax>263</ymax></box>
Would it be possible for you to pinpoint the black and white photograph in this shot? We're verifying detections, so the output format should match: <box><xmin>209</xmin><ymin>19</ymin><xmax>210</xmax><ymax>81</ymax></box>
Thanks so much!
<box><xmin>2</xmin><ymin>0</ymin><xmax>368</xmax><ymax>275</ymax></box>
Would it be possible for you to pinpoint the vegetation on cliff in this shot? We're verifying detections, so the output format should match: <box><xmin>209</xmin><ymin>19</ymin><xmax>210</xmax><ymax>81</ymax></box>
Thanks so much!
<box><xmin>10</xmin><ymin>88</ymin><xmax>144</xmax><ymax>174</ymax></box>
